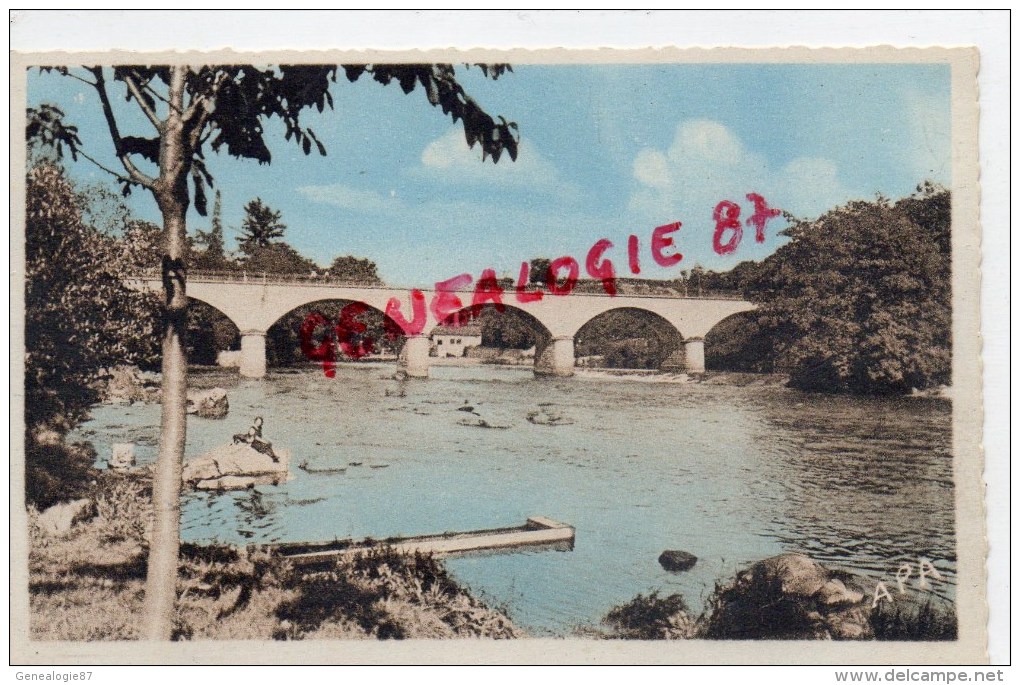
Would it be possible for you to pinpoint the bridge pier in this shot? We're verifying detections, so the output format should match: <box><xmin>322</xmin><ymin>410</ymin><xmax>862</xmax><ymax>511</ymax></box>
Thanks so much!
<box><xmin>239</xmin><ymin>331</ymin><xmax>267</xmax><ymax>379</ymax></box>
<box><xmin>684</xmin><ymin>337</ymin><xmax>705</xmax><ymax>374</ymax></box>
<box><xmin>535</xmin><ymin>336</ymin><xmax>575</xmax><ymax>377</ymax></box>
<box><xmin>399</xmin><ymin>335</ymin><xmax>431</xmax><ymax>378</ymax></box>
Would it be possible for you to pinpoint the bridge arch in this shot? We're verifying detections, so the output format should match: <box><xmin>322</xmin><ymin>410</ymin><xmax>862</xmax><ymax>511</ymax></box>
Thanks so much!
<box><xmin>703</xmin><ymin>310</ymin><xmax>771</xmax><ymax>372</ymax></box>
<box><xmin>186</xmin><ymin>297</ymin><xmax>241</xmax><ymax>367</ymax></box>
<box><xmin>573</xmin><ymin>307</ymin><xmax>685</xmax><ymax>372</ymax></box>
<box><xmin>264</xmin><ymin>298</ymin><xmax>408</xmax><ymax>371</ymax></box>
<box><xmin>435</xmin><ymin>303</ymin><xmax>557</xmax><ymax>374</ymax></box>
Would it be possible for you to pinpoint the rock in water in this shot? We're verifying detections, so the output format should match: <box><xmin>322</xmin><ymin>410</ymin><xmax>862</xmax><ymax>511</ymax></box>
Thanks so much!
<box><xmin>526</xmin><ymin>408</ymin><xmax>574</xmax><ymax>426</ymax></box>
<box><xmin>182</xmin><ymin>443</ymin><xmax>289</xmax><ymax>491</ymax></box>
<box><xmin>699</xmin><ymin>553</ymin><xmax>872</xmax><ymax>640</ymax></box>
<box><xmin>109</xmin><ymin>443</ymin><xmax>136</xmax><ymax>470</ymax></box>
<box><xmin>36</xmin><ymin>499</ymin><xmax>95</xmax><ymax>537</ymax></box>
<box><xmin>457</xmin><ymin>416</ymin><xmax>511</xmax><ymax>429</ymax></box>
<box><xmin>186</xmin><ymin>388</ymin><xmax>229</xmax><ymax>419</ymax></box>
<box><xmin>658</xmin><ymin>550</ymin><xmax>698</xmax><ymax>572</ymax></box>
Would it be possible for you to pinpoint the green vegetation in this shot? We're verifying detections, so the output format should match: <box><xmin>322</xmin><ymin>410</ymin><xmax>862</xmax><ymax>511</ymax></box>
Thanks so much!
<box><xmin>24</xmin><ymin>164</ymin><xmax>159</xmax><ymax>508</ymax></box>
<box><xmin>603</xmin><ymin>591</ymin><xmax>694</xmax><ymax>639</ymax></box>
<box><xmin>741</xmin><ymin>186</ymin><xmax>951</xmax><ymax>395</ymax></box>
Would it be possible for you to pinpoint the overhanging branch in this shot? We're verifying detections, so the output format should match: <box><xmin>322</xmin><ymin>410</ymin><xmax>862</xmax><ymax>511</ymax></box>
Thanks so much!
<box><xmin>87</xmin><ymin>67</ymin><xmax>157</xmax><ymax>190</ymax></box>
<box><xmin>121</xmin><ymin>71</ymin><xmax>164</xmax><ymax>133</ymax></box>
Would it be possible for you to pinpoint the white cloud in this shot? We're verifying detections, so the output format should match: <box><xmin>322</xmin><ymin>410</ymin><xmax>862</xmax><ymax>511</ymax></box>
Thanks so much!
<box><xmin>415</xmin><ymin>127</ymin><xmax>578</xmax><ymax>199</ymax></box>
<box><xmin>296</xmin><ymin>183</ymin><xmax>402</xmax><ymax>213</ymax></box>
<box><xmin>633</xmin><ymin>148</ymin><xmax>670</xmax><ymax>189</ymax></box>
<box><xmin>629</xmin><ymin>119</ymin><xmax>856</xmax><ymax>242</ymax></box>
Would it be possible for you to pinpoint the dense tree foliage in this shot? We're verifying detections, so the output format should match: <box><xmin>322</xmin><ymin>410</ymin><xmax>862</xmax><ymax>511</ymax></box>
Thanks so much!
<box><xmin>25</xmin><ymin>165</ymin><xmax>158</xmax><ymax>430</ymax></box>
<box><xmin>24</xmin><ymin>164</ymin><xmax>159</xmax><ymax>506</ymax></box>
<box><xmin>721</xmin><ymin>186</ymin><xmax>952</xmax><ymax>394</ymax></box>
<box><xmin>240</xmin><ymin>243</ymin><xmax>319</xmax><ymax>275</ymax></box>
<box><xmin>326</xmin><ymin>255</ymin><xmax>383</xmax><ymax>284</ymax></box>
<box><xmin>191</xmin><ymin>191</ymin><xmax>233</xmax><ymax>271</ymax></box>
<box><xmin>575</xmin><ymin>309</ymin><xmax>682</xmax><ymax>369</ymax></box>
<box><xmin>266</xmin><ymin>301</ymin><xmax>400</xmax><ymax>367</ymax></box>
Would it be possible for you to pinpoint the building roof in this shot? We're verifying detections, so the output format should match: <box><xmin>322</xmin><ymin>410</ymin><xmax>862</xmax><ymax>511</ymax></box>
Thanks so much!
<box><xmin>432</xmin><ymin>324</ymin><xmax>483</xmax><ymax>337</ymax></box>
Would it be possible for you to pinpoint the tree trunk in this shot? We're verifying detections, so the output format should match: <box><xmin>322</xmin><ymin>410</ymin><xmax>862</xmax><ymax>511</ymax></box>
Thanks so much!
<box><xmin>142</xmin><ymin>66</ymin><xmax>191</xmax><ymax>641</ymax></box>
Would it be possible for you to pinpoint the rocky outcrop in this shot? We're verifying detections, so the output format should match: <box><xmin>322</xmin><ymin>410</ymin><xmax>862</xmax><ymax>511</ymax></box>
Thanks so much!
<box><xmin>698</xmin><ymin>553</ymin><xmax>872</xmax><ymax>640</ymax></box>
<box><xmin>104</xmin><ymin>365</ymin><xmax>159</xmax><ymax>405</ymax></box>
<box><xmin>658</xmin><ymin>550</ymin><xmax>698</xmax><ymax>572</ymax></box>
<box><xmin>182</xmin><ymin>443</ymin><xmax>289</xmax><ymax>491</ymax></box>
<box><xmin>36</xmin><ymin>498</ymin><xmax>96</xmax><ymax>537</ymax></box>
<box><xmin>186</xmin><ymin>388</ymin><xmax>229</xmax><ymax>419</ymax></box>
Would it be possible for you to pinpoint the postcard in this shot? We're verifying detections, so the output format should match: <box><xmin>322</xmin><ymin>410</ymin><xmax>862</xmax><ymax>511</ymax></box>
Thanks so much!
<box><xmin>10</xmin><ymin>45</ymin><xmax>986</xmax><ymax>664</ymax></box>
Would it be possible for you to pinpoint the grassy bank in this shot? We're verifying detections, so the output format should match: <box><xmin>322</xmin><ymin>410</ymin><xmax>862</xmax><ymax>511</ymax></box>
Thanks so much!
<box><xmin>28</xmin><ymin>472</ymin><xmax>521</xmax><ymax>640</ymax></box>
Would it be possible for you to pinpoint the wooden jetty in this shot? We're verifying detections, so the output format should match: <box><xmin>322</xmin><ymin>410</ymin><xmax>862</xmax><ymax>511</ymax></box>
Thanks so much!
<box><xmin>273</xmin><ymin>516</ymin><xmax>575</xmax><ymax>567</ymax></box>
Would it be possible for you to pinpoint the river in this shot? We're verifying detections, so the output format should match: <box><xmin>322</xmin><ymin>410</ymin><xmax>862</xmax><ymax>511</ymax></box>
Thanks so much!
<box><xmin>72</xmin><ymin>364</ymin><xmax>956</xmax><ymax>635</ymax></box>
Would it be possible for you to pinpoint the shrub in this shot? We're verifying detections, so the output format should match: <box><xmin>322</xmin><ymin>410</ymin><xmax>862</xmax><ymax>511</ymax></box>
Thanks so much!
<box><xmin>603</xmin><ymin>591</ymin><xmax>694</xmax><ymax>639</ymax></box>
<box><xmin>25</xmin><ymin>440</ymin><xmax>96</xmax><ymax>510</ymax></box>
<box><xmin>870</xmin><ymin>599</ymin><xmax>958</xmax><ymax>641</ymax></box>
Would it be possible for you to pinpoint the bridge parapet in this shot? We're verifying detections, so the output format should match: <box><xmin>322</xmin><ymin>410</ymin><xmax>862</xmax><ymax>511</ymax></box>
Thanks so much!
<box><xmin>133</xmin><ymin>269</ymin><xmax>746</xmax><ymax>301</ymax></box>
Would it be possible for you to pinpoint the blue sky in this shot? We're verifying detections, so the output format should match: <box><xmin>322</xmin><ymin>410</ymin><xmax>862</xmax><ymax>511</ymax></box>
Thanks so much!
<box><xmin>28</xmin><ymin>63</ymin><xmax>950</xmax><ymax>288</ymax></box>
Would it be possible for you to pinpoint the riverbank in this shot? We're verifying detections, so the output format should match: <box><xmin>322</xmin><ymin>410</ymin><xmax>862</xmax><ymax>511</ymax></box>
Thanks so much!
<box><xmin>28</xmin><ymin>471</ymin><xmax>521</xmax><ymax>640</ymax></box>
<box><xmin>28</xmin><ymin>468</ymin><xmax>956</xmax><ymax>641</ymax></box>
<box><xmin>596</xmin><ymin>556</ymin><xmax>957</xmax><ymax>641</ymax></box>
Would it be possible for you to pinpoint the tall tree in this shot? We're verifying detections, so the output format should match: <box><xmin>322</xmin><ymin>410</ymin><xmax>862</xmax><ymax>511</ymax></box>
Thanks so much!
<box><xmin>28</xmin><ymin>63</ymin><xmax>518</xmax><ymax>639</ymax></box>
<box><xmin>238</xmin><ymin>197</ymin><xmax>286</xmax><ymax>253</ymax></box>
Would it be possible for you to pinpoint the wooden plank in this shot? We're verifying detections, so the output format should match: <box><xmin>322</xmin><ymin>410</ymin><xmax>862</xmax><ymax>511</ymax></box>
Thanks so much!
<box><xmin>277</xmin><ymin>517</ymin><xmax>575</xmax><ymax>566</ymax></box>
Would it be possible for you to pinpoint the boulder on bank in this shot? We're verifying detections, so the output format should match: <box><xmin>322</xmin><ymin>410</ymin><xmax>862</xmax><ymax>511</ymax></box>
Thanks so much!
<box><xmin>186</xmin><ymin>388</ymin><xmax>229</xmax><ymax>419</ymax></box>
<box><xmin>699</xmin><ymin>553</ymin><xmax>871</xmax><ymax>640</ymax></box>
<box><xmin>183</xmin><ymin>443</ymin><xmax>290</xmax><ymax>491</ymax></box>
<box><xmin>658</xmin><ymin>550</ymin><xmax>698</xmax><ymax>573</ymax></box>
<box><xmin>36</xmin><ymin>498</ymin><xmax>96</xmax><ymax>537</ymax></box>
<box><xmin>109</xmin><ymin>443</ymin><xmax>136</xmax><ymax>470</ymax></box>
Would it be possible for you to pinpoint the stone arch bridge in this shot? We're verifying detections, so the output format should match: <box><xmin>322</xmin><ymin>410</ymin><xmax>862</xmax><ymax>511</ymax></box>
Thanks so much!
<box><xmin>132</xmin><ymin>273</ymin><xmax>755</xmax><ymax>379</ymax></box>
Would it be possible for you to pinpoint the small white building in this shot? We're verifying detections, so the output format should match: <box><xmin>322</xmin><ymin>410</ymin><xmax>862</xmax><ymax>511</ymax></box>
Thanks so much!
<box><xmin>430</xmin><ymin>324</ymin><xmax>483</xmax><ymax>358</ymax></box>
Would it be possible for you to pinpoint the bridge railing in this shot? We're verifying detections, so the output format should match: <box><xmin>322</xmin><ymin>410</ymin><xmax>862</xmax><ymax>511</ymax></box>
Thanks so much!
<box><xmin>133</xmin><ymin>269</ymin><xmax>747</xmax><ymax>300</ymax></box>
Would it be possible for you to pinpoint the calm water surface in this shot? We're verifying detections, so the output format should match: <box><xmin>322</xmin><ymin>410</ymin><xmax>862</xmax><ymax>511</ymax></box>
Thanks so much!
<box><xmin>73</xmin><ymin>365</ymin><xmax>955</xmax><ymax>635</ymax></box>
